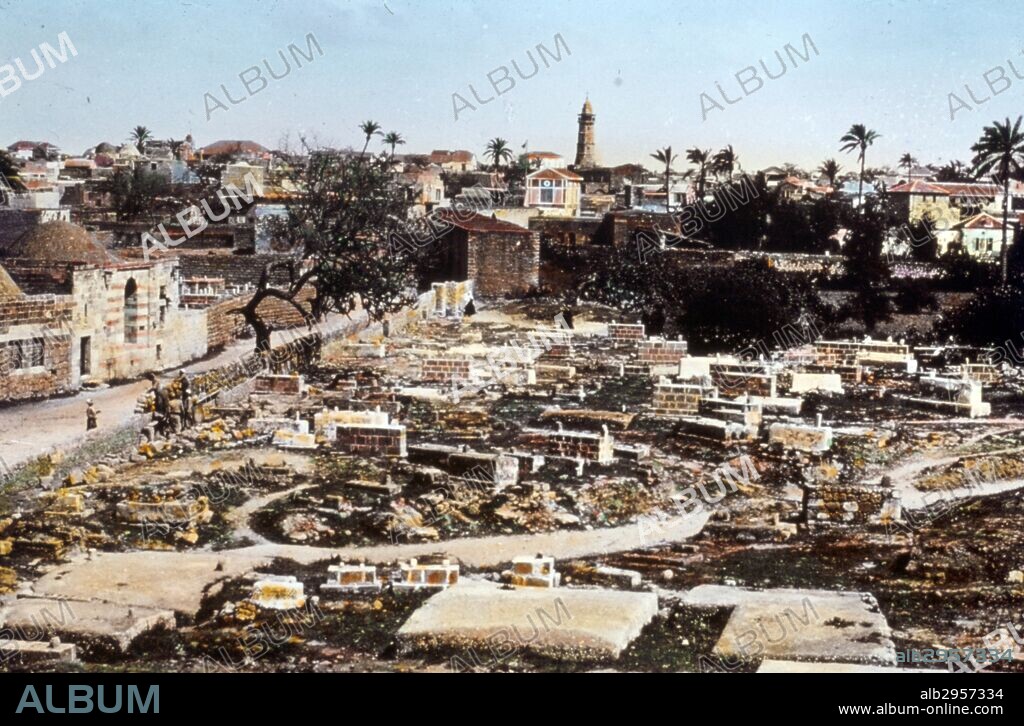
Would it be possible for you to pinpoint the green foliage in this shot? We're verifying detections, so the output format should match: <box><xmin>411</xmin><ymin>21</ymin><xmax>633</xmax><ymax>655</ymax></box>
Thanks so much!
<box><xmin>108</xmin><ymin>166</ymin><xmax>169</xmax><ymax>223</ymax></box>
<box><xmin>674</xmin><ymin>258</ymin><xmax>827</xmax><ymax>353</ymax></box>
<box><xmin>938</xmin><ymin>284</ymin><xmax>1024</xmax><ymax>347</ymax></box>
<box><xmin>839</xmin><ymin>198</ymin><xmax>895</xmax><ymax>331</ymax></box>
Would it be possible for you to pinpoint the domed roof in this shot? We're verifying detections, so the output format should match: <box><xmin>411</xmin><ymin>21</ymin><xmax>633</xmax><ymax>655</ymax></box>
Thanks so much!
<box><xmin>0</xmin><ymin>263</ymin><xmax>21</xmax><ymax>299</ymax></box>
<box><xmin>7</xmin><ymin>221</ymin><xmax>113</xmax><ymax>265</ymax></box>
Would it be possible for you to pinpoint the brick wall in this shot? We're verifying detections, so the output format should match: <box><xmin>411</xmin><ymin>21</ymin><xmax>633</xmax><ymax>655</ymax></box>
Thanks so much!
<box><xmin>709</xmin><ymin>364</ymin><xmax>777</xmax><ymax>397</ymax></box>
<box><xmin>467</xmin><ymin>229</ymin><xmax>539</xmax><ymax>297</ymax></box>
<box><xmin>520</xmin><ymin>429</ymin><xmax>614</xmax><ymax>463</ymax></box>
<box><xmin>637</xmin><ymin>338</ymin><xmax>689</xmax><ymax>365</ymax></box>
<box><xmin>204</xmin><ymin>285</ymin><xmax>316</xmax><ymax>351</ymax></box>
<box><xmin>176</xmin><ymin>253</ymin><xmax>296</xmax><ymax>288</ymax></box>
<box><xmin>420</xmin><ymin>358</ymin><xmax>472</xmax><ymax>383</ymax></box>
<box><xmin>607</xmin><ymin>322</ymin><xmax>645</xmax><ymax>346</ymax></box>
<box><xmin>0</xmin><ymin>295</ymin><xmax>75</xmax><ymax>402</ymax></box>
<box><xmin>652</xmin><ymin>380</ymin><xmax>708</xmax><ymax>416</ymax></box>
<box><xmin>333</xmin><ymin>424</ymin><xmax>407</xmax><ymax>457</ymax></box>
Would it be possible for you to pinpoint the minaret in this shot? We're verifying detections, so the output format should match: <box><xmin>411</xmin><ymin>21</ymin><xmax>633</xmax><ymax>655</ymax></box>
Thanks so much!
<box><xmin>574</xmin><ymin>97</ymin><xmax>598</xmax><ymax>168</ymax></box>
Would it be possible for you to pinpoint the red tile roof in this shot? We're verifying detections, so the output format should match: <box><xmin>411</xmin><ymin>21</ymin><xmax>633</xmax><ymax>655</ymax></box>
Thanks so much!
<box><xmin>429</xmin><ymin>150</ymin><xmax>474</xmax><ymax>163</ymax></box>
<box><xmin>932</xmin><ymin>182</ymin><xmax>999</xmax><ymax>197</ymax></box>
<box><xmin>888</xmin><ymin>180</ymin><xmax>949</xmax><ymax>195</ymax></box>
<box><xmin>958</xmin><ymin>212</ymin><xmax>1008</xmax><ymax>230</ymax></box>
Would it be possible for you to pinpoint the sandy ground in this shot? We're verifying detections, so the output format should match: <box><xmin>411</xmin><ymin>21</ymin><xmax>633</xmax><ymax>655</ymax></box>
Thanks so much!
<box><xmin>29</xmin><ymin>509</ymin><xmax>710</xmax><ymax>616</ymax></box>
<box><xmin>0</xmin><ymin>312</ymin><xmax>367</xmax><ymax>470</ymax></box>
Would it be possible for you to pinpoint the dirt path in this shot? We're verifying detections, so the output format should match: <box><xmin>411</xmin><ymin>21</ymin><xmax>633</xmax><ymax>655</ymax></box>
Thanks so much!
<box><xmin>217</xmin><ymin>483</ymin><xmax>314</xmax><ymax>547</ymax></box>
<box><xmin>0</xmin><ymin>312</ymin><xmax>367</xmax><ymax>469</ymax></box>
<box><xmin>230</xmin><ymin>508</ymin><xmax>711</xmax><ymax>567</ymax></box>
<box><xmin>30</xmin><ymin>510</ymin><xmax>709</xmax><ymax>615</ymax></box>
<box><xmin>862</xmin><ymin>424</ymin><xmax>1024</xmax><ymax>509</ymax></box>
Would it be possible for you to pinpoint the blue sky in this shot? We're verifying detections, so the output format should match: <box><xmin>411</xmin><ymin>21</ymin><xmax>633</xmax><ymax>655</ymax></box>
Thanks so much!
<box><xmin>1</xmin><ymin>0</ymin><xmax>1022</xmax><ymax>171</ymax></box>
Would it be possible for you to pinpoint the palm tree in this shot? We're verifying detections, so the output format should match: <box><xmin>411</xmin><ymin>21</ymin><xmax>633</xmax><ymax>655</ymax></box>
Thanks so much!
<box><xmin>484</xmin><ymin>138</ymin><xmax>514</xmax><ymax>173</ymax></box>
<box><xmin>899</xmin><ymin>152</ymin><xmax>918</xmax><ymax>184</ymax></box>
<box><xmin>839</xmin><ymin>124</ymin><xmax>881</xmax><ymax>209</ymax></box>
<box><xmin>817</xmin><ymin>158</ymin><xmax>842</xmax><ymax>191</ymax></box>
<box><xmin>382</xmin><ymin>131</ymin><xmax>405</xmax><ymax>159</ymax></box>
<box><xmin>686</xmin><ymin>147</ymin><xmax>712</xmax><ymax>199</ymax></box>
<box><xmin>971</xmin><ymin>116</ymin><xmax>1024</xmax><ymax>283</ymax></box>
<box><xmin>713</xmin><ymin>145</ymin><xmax>739</xmax><ymax>182</ymax></box>
<box><xmin>131</xmin><ymin>126</ymin><xmax>152</xmax><ymax>153</ymax></box>
<box><xmin>359</xmin><ymin>120</ymin><xmax>382</xmax><ymax>156</ymax></box>
<box><xmin>936</xmin><ymin>160</ymin><xmax>971</xmax><ymax>182</ymax></box>
<box><xmin>650</xmin><ymin>146</ymin><xmax>678</xmax><ymax>213</ymax></box>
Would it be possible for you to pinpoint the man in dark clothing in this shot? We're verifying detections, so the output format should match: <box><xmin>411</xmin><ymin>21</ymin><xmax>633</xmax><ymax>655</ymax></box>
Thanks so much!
<box><xmin>86</xmin><ymin>400</ymin><xmax>99</xmax><ymax>430</ymax></box>
<box><xmin>177</xmin><ymin>371</ymin><xmax>193</xmax><ymax>429</ymax></box>
<box><xmin>146</xmin><ymin>373</ymin><xmax>172</xmax><ymax>435</ymax></box>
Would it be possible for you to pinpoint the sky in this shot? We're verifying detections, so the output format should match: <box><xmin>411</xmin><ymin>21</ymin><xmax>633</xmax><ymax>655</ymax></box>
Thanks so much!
<box><xmin>1</xmin><ymin>0</ymin><xmax>1022</xmax><ymax>172</ymax></box>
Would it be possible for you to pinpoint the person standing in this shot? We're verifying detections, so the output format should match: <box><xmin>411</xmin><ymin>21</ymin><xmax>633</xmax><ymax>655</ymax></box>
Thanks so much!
<box><xmin>146</xmin><ymin>373</ymin><xmax>171</xmax><ymax>435</ymax></box>
<box><xmin>177</xmin><ymin>370</ymin><xmax>193</xmax><ymax>429</ymax></box>
<box><xmin>85</xmin><ymin>400</ymin><xmax>99</xmax><ymax>430</ymax></box>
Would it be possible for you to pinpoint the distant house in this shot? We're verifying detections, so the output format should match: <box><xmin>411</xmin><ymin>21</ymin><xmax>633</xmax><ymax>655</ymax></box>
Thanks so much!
<box><xmin>428</xmin><ymin>149</ymin><xmax>476</xmax><ymax>172</ymax></box>
<box><xmin>524</xmin><ymin>151</ymin><xmax>566</xmax><ymax>170</ymax></box>
<box><xmin>524</xmin><ymin>167</ymin><xmax>582</xmax><ymax>217</ymax></box>
<box><xmin>400</xmin><ymin>164</ymin><xmax>445</xmax><ymax>211</ymax></box>
<box><xmin>778</xmin><ymin>176</ymin><xmax>832</xmax><ymax>201</ymax></box>
<box><xmin>200</xmin><ymin>139</ymin><xmax>271</xmax><ymax>162</ymax></box>
<box><xmin>952</xmin><ymin>212</ymin><xmax>1014</xmax><ymax>259</ymax></box>
<box><xmin>838</xmin><ymin>179</ymin><xmax>877</xmax><ymax>205</ymax></box>
<box><xmin>7</xmin><ymin>141</ymin><xmax>59</xmax><ymax>161</ymax></box>
<box><xmin>221</xmin><ymin>162</ymin><xmax>265</xmax><ymax>191</ymax></box>
<box><xmin>761</xmin><ymin>166</ymin><xmax>788</xmax><ymax>189</ymax></box>
<box><xmin>623</xmin><ymin>182</ymin><xmax>692</xmax><ymax>212</ymax></box>
<box><xmin>61</xmin><ymin>158</ymin><xmax>97</xmax><ymax>180</ymax></box>
<box><xmin>887</xmin><ymin>179</ymin><xmax>1014</xmax><ymax>227</ymax></box>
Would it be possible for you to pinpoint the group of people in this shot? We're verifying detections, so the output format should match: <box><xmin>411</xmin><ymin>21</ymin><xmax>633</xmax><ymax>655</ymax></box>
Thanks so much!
<box><xmin>85</xmin><ymin>370</ymin><xmax>194</xmax><ymax>435</ymax></box>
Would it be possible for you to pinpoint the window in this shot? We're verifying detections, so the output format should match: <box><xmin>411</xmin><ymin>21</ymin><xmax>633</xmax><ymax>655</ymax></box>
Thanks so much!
<box><xmin>124</xmin><ymin>278</ymin><xmax>139</xmax><ymax>343</ymax></box>
<box><xmin>1</xmin><ymin>338</ymin><xmax>45</xmax><ymax>373</ymax></box>
<box><xmin>540</xmin><ymin>188</ymin><xmax>554</xmax><ymax>204</ymax></box>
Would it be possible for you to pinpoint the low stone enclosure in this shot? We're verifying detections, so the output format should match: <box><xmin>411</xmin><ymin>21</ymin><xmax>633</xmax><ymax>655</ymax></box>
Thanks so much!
<box><xmin>4</xmin><ymin>299</ymin><xmax>1024</xmax><ymax>673</ymax></box>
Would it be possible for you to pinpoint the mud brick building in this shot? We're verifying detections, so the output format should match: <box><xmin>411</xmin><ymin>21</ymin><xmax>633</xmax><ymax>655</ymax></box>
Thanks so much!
<box><xmin>431</xmin><ymin>210</ymin><xmax>539</xmax><ymax>298</ymax></box>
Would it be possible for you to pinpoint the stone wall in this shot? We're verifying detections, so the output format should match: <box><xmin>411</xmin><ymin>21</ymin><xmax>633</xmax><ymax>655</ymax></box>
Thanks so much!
<box><xmin>803</xmin><ymin>483</ymin><xmax>899</xmax><ymax>526</ymax></box>
<box><xmin>0</xmin><ymin>295</ymin><xmax>75</xmax><ymax>402</ymax></box>
<box><xmin>521</xmin><ymin>428</ymin><xmax>614</xmax><ymax>463</ymax></box>
<box><xmin>204</xmin><ymin>285</ymin><xmax>317</xmax><ymax>352</ymax></box>
<box><xmin>652</xmin><ymin>380</ymin><xmax>709</xmax><ymax>416</ymax></box>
